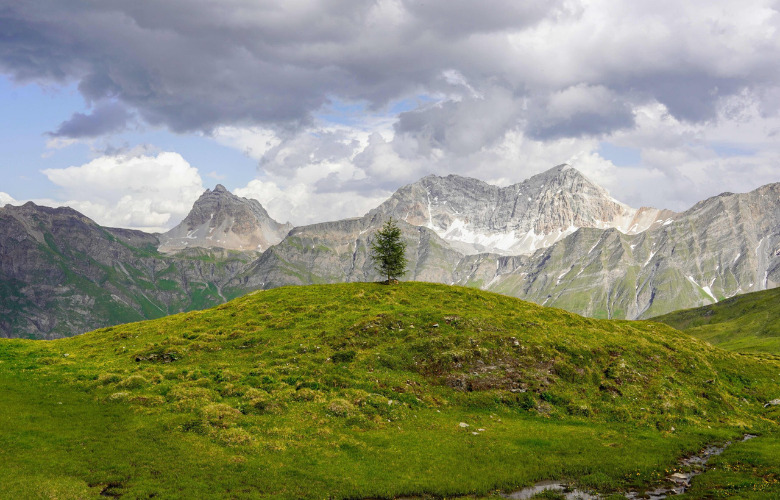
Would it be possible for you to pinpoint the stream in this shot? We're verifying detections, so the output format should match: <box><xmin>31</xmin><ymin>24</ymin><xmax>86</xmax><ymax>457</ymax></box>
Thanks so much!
<box><xmin>502</xmin><ymin>434</ymin><xmax>756</xmax><ymax>500</ymax></box>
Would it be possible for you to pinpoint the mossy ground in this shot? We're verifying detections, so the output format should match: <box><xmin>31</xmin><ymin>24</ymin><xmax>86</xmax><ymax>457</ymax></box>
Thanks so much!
<box><xmin>1</xmin><ymin>282</ymin><xmax>779</xmax><ymax>499</ymax></box>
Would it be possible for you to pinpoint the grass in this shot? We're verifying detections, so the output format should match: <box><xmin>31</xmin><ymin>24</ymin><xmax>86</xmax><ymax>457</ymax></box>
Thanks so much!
<box><xmin>653</xmin><ymin>287</ymin><xmax>780</xmax><ymax>355</ymax></box>
<box><xmin>0</xmin><ymin>369</ymin><xmax>236</xmax><ymax>499</ymax></box>
<box><xmin>1</xmin><ymin>282</ymin><xmax>779</xmax><ymax>498</ymax></box>
<box><xmin>679</xmin><ymin>434</ymin><xmax>780</xmax><ymax>498</ymax></box>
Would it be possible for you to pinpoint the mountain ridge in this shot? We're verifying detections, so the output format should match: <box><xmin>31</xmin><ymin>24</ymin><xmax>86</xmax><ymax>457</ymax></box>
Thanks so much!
<box><xmin>455</xmin><ymin>181</ymin><xmax>780</xmax><ymax>319</ymax></box>
<box><xmin>0</xmin><ymin>201</ymin><xmax>253</xmax><ymax>339</ymax></box>
<box><xmin>243</xmin><ymin>175</ymin><xmax>779</xmax><ymax>320</ymax></box>
<box><xmin>370</xmin><ymin>165</ymin><xmax>673</xmax><ymax>255</ymax></box>
<box><xmin>1</xmin><ymin>167</ymin><xmax>778</xmax><ymax>338</ymax></box>
<box><xmin>652</xmin><ymin>280</ymin><xmax>780</xmax><ymax>355</ymax></box>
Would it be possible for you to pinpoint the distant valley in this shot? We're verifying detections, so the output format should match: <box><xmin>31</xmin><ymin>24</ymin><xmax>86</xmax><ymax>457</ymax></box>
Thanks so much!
<box><xmin>1</xmin><ymin>164</ymin><xmax>778</xmax><ymax>339</ymax></box>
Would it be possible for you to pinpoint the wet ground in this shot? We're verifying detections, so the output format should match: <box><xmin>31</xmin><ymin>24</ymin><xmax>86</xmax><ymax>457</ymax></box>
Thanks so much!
<box><xmin>503</xmin><ymin>479</ymin><xmax>598</xmax><ymax>499</ymax></box>
<box><xmin>502</xmin><ymin>434</ymin><xmax>757</xmax><ymax>499</ymax></box>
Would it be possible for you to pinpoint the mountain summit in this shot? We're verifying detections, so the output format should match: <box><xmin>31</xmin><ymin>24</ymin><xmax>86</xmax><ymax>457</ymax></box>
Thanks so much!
<box><xmin>158</xmin><ymin>185</ymin><xmax>292</xmax><ymax>253</ymax></box>
<box><xmin>372</xmin><ymin>165</ymin><xmax>674</xmax><ymax>255</ymax></box>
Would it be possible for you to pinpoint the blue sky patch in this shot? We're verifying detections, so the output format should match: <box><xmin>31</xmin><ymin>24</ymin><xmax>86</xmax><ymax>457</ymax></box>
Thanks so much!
<box><xmin>598</xmin><ymin>142</ymin><xmax>641</xmax><ymax>167</ymax></box>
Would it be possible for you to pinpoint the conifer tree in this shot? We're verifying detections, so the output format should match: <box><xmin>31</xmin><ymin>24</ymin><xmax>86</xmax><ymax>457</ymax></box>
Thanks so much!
<box><xmin>370</xmin><ymin>217</ymin><xmax>407</xmax><ymax>283</ymax></box>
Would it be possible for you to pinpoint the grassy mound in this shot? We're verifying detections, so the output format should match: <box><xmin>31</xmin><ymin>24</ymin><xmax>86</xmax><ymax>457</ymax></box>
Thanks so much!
<box><xmin>1</xmin><ymin>282</ymin><xmax>779</xmax><ymax>498</ymax></box>
<box><xmin>653</xmin><ymin>287</ymin><xmax>780</xmax><ymax>355</ymax></box>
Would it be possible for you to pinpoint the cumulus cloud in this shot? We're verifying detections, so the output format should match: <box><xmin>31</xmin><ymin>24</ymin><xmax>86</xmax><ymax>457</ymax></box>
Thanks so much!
<box><xmin>236</xmin><ymin>88</ymin><xmax>780</xmax><ymax>223</ymax></box>
<box><xmin>527</xmin><ymin>85</ymin><xmax>635</xmax><ymax>139</ymax></box>
<box><xmin>1</xmin><ymin>0</ymin><xmax>779</xmax><ymax>223</ymax></box>
<box><xmin>49</xmin><ymin>101</ymin><xmax>132</xmax><ymax>138</ymax></box>
<box><xmin>400</xmin><ymin>0</ymin><xmax>569</xmax><ymax>38</ymax></box>
<box><xmin>0</xmin><ymin>192</ymin><xmax>20</xmax><ymax>206</ymax></box>
<box><xmin>395</xmin><ymin>86</ymin><xmax>523</xmax><ymax>156</ymax></box>
<box><xmin>41</xmin><ymin>152</ymin><xmax>204</xmax><ymax>232</ymax></box>
<box><xmin>4</xmin><ymin>0</ymin><xmax>778</xmax><ymax>135</ymax></box>
<box><xmin>235</xmin><ymin>166</ymin><xmax>388</xmax><ymax>227</ymax></box>
<box><xmin>212</xmin><ymin>127</ymin><xmax>282</xmax><ymax>161</ymax></box>
<box><xmin>233</xmin><ymin>106</ymin><xmax>622</xmax><ymax>225</ymax></box>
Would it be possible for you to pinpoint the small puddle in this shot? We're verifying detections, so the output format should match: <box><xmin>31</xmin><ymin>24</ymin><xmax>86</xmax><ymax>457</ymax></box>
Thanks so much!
<box><xmin>502</xmin><ymin>480</ymin><xmax>597</xmax><ymax>499</ymax></box>
<box><xmin>502</xmin><ymin>434</ymin><xmax>756</xmax><ymax>500</ymax></box>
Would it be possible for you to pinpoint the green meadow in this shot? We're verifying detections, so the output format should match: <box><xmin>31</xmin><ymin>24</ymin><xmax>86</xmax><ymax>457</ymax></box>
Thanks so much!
<box><xmin>654</xmin><ymin>287</ymin><xmax>780</xmax><ymax>356</ymax></box>
<box><xmin>1</xmin><ymin>282</ymin><xmax>779</xmax><ymax>499</ymax></box>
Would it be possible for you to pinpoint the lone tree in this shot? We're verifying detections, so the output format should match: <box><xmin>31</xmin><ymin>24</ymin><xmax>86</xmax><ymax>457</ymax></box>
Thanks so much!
<box><xmin>370</xmin><ymin>217</ymin><xmax>408</xmax><ymax>284</ymax></box>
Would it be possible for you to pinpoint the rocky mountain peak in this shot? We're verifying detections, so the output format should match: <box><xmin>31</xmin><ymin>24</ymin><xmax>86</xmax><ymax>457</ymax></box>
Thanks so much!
<box><xmin>158</xmin><ymin>186</ymin><xmax>292</xmax><ymax>253</ymax></box>
<box><xmin>522</xmin><ymin>164</ymin><xmax>608</xmax><ymax>199</ymax></box>
<box><xmin>372</xmin><ymin>165</ymin><xmax>673</xmax><ymax>255</ymax></box>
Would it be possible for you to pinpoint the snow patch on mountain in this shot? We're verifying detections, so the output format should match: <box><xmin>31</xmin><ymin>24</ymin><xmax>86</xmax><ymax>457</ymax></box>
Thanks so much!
<box><xmin>687</xmin><ymin>275</ymin><xmax>718</xmax><ymax>303</ymax></box>
<box><xmin>372</xmin><ymin>165</ymin><xmax>675</xmax><ymax>256</ymax></box>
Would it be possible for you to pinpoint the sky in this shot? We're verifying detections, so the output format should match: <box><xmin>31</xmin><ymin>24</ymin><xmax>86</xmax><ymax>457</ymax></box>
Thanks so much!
<box><xmin>1</xmin><ymin>0</ymin><xmax>779</xmax><ymax>232</ymax></box>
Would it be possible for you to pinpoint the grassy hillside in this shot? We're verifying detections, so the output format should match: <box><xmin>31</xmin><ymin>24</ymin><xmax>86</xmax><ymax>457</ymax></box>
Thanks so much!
<box><xmin>653</xmin><ymin>287</ymin><xmax>780</xmax><ymax>355</ymax></box>
<box><xmin>1</xmin><ymin>282</ymin><xmax>779</xmax><ymax>499</ymax></box>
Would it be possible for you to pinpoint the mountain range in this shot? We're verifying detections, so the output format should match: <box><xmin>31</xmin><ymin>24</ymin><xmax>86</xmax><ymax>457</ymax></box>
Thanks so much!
<box><xmin>1</xmin><ymin>165</ymin><xmax>777</xmax><ymax>338</ymax></box>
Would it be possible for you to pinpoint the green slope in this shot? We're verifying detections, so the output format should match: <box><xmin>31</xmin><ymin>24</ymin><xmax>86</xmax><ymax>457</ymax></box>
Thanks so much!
<box><xmin>1</xmin><ymin>282</ymin><xmax>779</xmax><ymax>499</ymax></box>
<box><xmin>652</xmin><ymin>287</ymin><xmax>780</xmax><ymax>355</ymax></box>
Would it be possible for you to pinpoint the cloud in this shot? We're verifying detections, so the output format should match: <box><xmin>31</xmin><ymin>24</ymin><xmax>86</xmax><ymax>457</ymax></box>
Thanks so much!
<box><xmin>48</xmin><ymin>101</ymin><xmax>132</xmax><ymax>138</ymax></box>
<box><xmin>205</xmin><ymin>171</ymin><xmax>226</xmax><ymax>181</ymax></box>
<box><xmin>4</xmin><ymin>0</ymin><xmax>778</xmax><ymax>136</ymax></box>
<box><xmin>527</xmin><ymin>85</ymin><xmax>635</xmax><ymax>139</ymax></box>
<box><xmin>258</xmin><ymin>129</ymin><xmax>363</xmax><ymax>178</ymax></box>
<box><xmin>1</xmin><ymin>0</ymin><xmax>779</xmax><ymax>224</ymax></box>
<box><xmin>41</xmin><ymin>151</ymin><xmax>204</xmax><ymax>232</ymax></box>
<box><xmin>237</xmin><ymin>88</ymin><xmax>780</xmax><ymax>223</ymax></box>
<box><xmin>0</xmin><ymin>192</ymin><xmax>20</xmax><ymax>206</ymax></box>
<box><xmin>395</xmin><ymin>86</ymin><xmax>523</xmax><ymax>156</ymax></box>
<box><xmin>234</xmin><ymin>170</ymin><xmax>388</xmax><ymax>227</ymax></box>
<box><xmin>212</xmin><ymin>127</ymin><xmax>281</xmax><ymax>161</ymax></box>
<box><xmin>564</xmin><ymin>100</ymin><xmax>780</xmax><ymax>211</ymax></box>
<box><xmin>400</xmin><ymin>0</ymin><xmax>569</xmax><ymax>38</ymax></box>
<box><xmin>234</xmin><ymin>107</ymin><xmax>617</xmax><ymax>224</ymax></box>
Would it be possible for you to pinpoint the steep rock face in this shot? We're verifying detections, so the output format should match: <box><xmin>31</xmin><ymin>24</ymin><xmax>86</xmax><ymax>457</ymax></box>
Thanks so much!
<box><xmin>158</xmin><ymin>185</ymin><xmax>292</xmax><ymax>253</ymax></box>
<box><xmin>371</xmin><ymin>165</ymin><xmax>672</xmax><ymax>255</ymax></box>
<box><xmin>0</xmin><ymin>202</ymin><xmax>255</xmax><ymax>339</ymax></box>
<box><xmin>473</xmin><ymin>183</ymin><xmax>780</xmax><ymax>319</ymax></box>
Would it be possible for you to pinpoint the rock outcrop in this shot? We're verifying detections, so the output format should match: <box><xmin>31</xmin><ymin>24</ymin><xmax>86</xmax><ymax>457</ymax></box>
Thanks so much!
<box><xmin>158</xmin><ymin>185</ymin><xmax>292</xmax><ymax>253</ymax></box>
<box><xmin>371</xmin><ymin>165</ymin><xmax>673</xmax><ymax>255</ymax></box>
